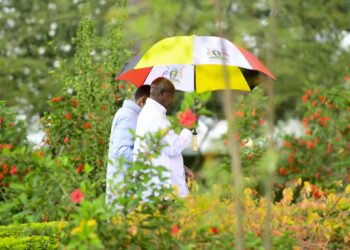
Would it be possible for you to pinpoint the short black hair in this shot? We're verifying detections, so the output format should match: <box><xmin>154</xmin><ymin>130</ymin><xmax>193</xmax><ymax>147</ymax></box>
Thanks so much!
<box><xmin>135</xmin><ymin>85</ymin><xmax>151</xmax><ymax>100</ymax></box>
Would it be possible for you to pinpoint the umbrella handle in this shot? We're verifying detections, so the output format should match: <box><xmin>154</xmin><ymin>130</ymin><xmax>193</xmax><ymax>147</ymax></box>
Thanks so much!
<box><xmin>192</xmin><ymin>128</ymin><xmax>198</xmax><ymax>152</ymax></box>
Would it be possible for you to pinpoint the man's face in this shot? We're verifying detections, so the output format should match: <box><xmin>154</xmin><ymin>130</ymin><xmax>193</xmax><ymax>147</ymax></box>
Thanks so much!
<box><xmin>160</xmin><ymin>91</ymin><xmax>174</xmax><ymax>110</ymax></box>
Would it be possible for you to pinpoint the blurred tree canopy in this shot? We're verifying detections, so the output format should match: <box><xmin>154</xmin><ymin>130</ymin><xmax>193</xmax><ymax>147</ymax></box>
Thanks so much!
<box><xmin>1</xmin><ymin>0</ymin><xmax>350</xmax><ymax>119</ymax></box>
<box><xmin>124</xmin><ymin>0</ymin><xmax>350</xmax><ymax>118</ymax></box>
<box><xmin>0</xmin><ymin>0</ymin><xmax>116</xmax><ymax>117</ymax></box>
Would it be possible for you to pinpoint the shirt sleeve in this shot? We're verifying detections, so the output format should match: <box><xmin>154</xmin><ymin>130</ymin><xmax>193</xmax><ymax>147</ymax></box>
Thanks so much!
<box><xmin>162</xmin><ymin>128</ymin><xmax>192</xmax><ymax>157</ymax></box>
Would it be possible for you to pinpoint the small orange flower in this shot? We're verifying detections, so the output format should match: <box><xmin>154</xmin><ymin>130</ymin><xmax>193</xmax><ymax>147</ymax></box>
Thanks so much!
<box><xmin>63</xmin><ymin>137</ymin><xmax>69</xmax><ymax>144</ymax></box>
<box><xmin>51</xmin><ymin>97</ymin><xmax>62</xmax><ymax>103</ymax></box>
<box><xmin>101</xmin><ymin>105</ymin><xmax>107</xmax><ymax>112</ymax></box>
<box><xmin>283</xmin><ymin>141</ymin><xmax>291</xmax><ymax>148</ymax></box>
<box><xmin>252</xmin><ymin>109</ymin><xmax>256</xmax><ymax>117</ymax></box>
<box><xmin>306</xmin><ymin>141</ymin><xmax>314</xmax><ymax>149</ymax></box>
<box><xmin>326</xmin><ymin>143</ymin><xmax>332</xmax><ymax>154</ymax></box>
<box><xmin>65</xmin><ymin>113</ymin><xmax>71</xmax><ymax>119</ymax></box>
<box><xmin>235</xmin><ymin>111</ymin><xmax>244</xmax><ymax>118</ymax></box>
<box><xmin>312</xmin><ymin>101</ymin><xmax>318</xmax><ymax>107</ymax></box>
<box><xmin>302</xmin><ymin>95</ymin><xmax>308</xmax><ymax>102</ymax></box>
<box><xmin>72</xmin><ymin>99</ymin><xmax>78</xmax><ymax>108</ymax></box>
<box><xmin>306</xmin><ymin>129</ymin><xmax>312</xmax><ymax>135</ymax></box>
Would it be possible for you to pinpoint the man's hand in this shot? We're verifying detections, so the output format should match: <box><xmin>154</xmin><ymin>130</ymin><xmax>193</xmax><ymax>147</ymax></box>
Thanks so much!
<box><xmin>184</xmin><ymin>166</ymin><xmax>194</xmax><ymax>182</ymax></box>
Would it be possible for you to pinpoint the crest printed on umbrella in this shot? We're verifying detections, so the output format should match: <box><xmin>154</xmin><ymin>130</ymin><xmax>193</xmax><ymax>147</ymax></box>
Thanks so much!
<box><xmin>117</xmin><ymin>35</ymin><xmax>275</xmax><ymax>93</ymax></box>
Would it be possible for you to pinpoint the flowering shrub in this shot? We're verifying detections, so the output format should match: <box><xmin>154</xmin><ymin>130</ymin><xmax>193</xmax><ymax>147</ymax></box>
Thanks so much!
<box><xmin>277</xmin><ymin>85</ymin><xmax>350</xmax><ymax>188</ymax></box>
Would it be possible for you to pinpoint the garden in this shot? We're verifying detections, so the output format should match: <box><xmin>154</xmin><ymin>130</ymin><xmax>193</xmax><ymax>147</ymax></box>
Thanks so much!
<box><xmin>0</xmin><ymin>0</ymin><xmax>350</xmax><ymax>249</ymax></box>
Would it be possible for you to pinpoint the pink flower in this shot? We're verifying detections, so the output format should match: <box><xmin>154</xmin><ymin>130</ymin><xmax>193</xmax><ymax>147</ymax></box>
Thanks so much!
<box><xmin>259</xmin><ymin>118</ymin><xmax>265</xmax><ymax>126</ymax></box>
<box><xmin>71</xmin><ymin>188</ymin><xmax>84</xmax><ymax>204</ymax></box>
<box><xmin>178</xmin><ymin>109</ymin><xmax>197</xmax><ymax>128</ymax></box>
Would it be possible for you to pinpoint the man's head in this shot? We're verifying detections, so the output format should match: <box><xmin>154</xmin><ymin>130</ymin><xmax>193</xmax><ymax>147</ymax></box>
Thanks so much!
<box><xmin>150</xmin><ymin>77</ymin><xmax>175</xmax><ymax>110</ymax></box>
<box><xmin>135</xmin><ymin>85</ymin><xmax>151</xmax><ymax>107</ymax></box>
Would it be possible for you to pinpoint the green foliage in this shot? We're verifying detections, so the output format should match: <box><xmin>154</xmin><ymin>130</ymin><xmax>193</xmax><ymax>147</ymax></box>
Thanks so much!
<box><xmin>0</xmin><ymin>221</ymin><xmax>67</xmax><ymax>250</ymax></box>
<box><xmin>276</xmin><ymin>84</ymin><xmax>350</xmax><ymax>188</ymax></box>
<box><xmin>0</xmin><ymin>0</ymin><xmax>117</xmax><ymax>117</ymax></box>
<box><xmin>0</xmin><ymin>101</ymin><xmax>27</xmax><ymax>147</ymax></box>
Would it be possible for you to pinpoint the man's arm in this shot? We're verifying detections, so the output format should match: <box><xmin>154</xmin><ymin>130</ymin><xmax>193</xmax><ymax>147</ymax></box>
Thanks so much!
<box><xmin>162</xmin><ymin>128</ymin><xmax>192</xmax><ymax>157</ymax></box>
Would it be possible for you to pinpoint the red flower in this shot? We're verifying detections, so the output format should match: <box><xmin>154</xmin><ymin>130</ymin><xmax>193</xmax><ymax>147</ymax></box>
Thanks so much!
<box><xmin>283</xmin><ymin>141</ymin><xmax>291</xmax><ymax>148</ymax></box>
<box><xmin>38</xmin><ymin>150</ymin><xmax>44</xmax><ymax>158</ymax></box>
<box><xmin>306</xmin><ymin>141</ymin><xmax>314</xmax><ymax>149</ymax></box>
<box><xmin>312</xmin><ymin>190</ymin><xmax>321</xmax><ymax>199</ymax></box>
<box><xmin>0</xmin><ymin>173</ymin><xmax>3</xmax><ymax>180</ymax></box>
<box><xmin>8</xmin><ymin>122</ymin><xmax>14</xmax><ymax>127</ymax></box>
<box><xmin>259</xmin><ymin>118</ymin><xmax>265</xmax><ymax>126</ymax></box>
<box><xmin>3</xmin><ymin>164</ymin><xmax>8</xmax><ymax>174</ymax></box>
<box><xmin>83</xmin><ymin>123</ymin><xmax>91</xmax><ymax>129</ymax></box>
<box><xmin>51</xmin><ymin>97</ymin><xmax>62</xmax><ymax>103</ymax></box>
<box><xmin>302</xmin><ymin>118</ymin><xmax>309</xmax><ymax>128</ymax></box>
<box><xmin>306</xmin><ymin>89</ymin><xmax>312</xmax><ymax>97</ymax></box>
<box><xmin>101</xmin><ymin>105</ymin><xmax>107</xmax><ymax>112</ymax></box>
<box><xmin>76</xmin><ymin>163</ymin><xmax>84</xmax><ymax>174</ymax></box>
<box><xmin>326</xmin><ymin>143</ymin><xmax>332</xmax><ymax>154</ymax></box>
<box><xmin>72</xmin><ymin>99</ymin><xmax>78</xmax><ymax>108</ymax></box>
<box><xmin>279</xmin><ymin>167</ymin><xmax>287</xmax><ymax>176</ymax></box>
<box><xmin>288</xmin><ymin>152</ymin><xmax>295</xmax><ymax>164</ymax></box>
<box><xmin>223</xmin><ymin>139</ymin><xmax>228</xmax><ymax>146</ymax></box>
<box><xmin>344</xmin><ymin>75</ymin><xmax>350</xmax><ymax>81</ymax></box>
<box><xmin>71</xmin><ymin>188</ymin><xmax>84</xmax><ymax>204</ymax></box>
<box><xmin>63</xmin><ymin>137</ymin><xmax>69</xmax><ymax>144</ymax></box>
<box><xmin>247</xmin><ymin>154</ymin><xmax>253</xmax><ymax>161</ymax></box>
<box><xmin>319</xmin><ymin>96</ymin><xmax>326</xmax><ymax>104</ymax></box>
<box><xmin>10</xmin><ymin>165</ymin><xmax>16</xmax><ymax>175</ymax></box>
<box><xmin>171</xmin><ymin>225</ymin><xmax>179</xmax><ymax>235</ymax></box>
<box><xmin>312</xmin><ymin>101</ymin><xmax>318</xmax><ymax>107</ymax></box>
<box><xmin>65</xmin><ymin>113</ymin><xmax>71</xmax><ymax>119</ymax></box>
<box><xmin>0</xmin><ymin>117</ymin><xmax>3</xmax><ymax>123</ymax></box>
<box><xmin>306</xmin><ymin>130</ymin><xmax>312</xmax><ymax>135</ymax></box>
<box><xmin>178</xmin><ymin>109</ymin><xmax>197</xmax><ymax>128</ymax></box>
<box><xmin>302</xmin><ymin>95</ymin><xmax>308</xmax><ymax>102</ymax></box>
<box><xmin>315</xmin><ymin>172</ymin><xmax>320</xmax><ymax>179</ymax></box>
<box><xmin>211</xmin><ymin>227</ymin><xmax>219</xmax><ymax>234</ymax></box>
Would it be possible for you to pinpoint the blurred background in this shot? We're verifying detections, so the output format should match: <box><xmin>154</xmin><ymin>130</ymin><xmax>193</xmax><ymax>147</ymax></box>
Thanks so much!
<box><xmin>1</xmin><ymin>0</ymin><xmax>349</xmax><ymax>118</ymax></box>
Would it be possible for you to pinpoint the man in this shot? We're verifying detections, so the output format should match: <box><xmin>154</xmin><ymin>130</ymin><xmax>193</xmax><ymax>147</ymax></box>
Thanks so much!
<box><xmin>133</xmin><ymin>77</ymin><xmax>192</xmax><ymax>198</ymax></box>
<box><xmin>106</xmin><ymin>85</ymin><xmax>151</xmax><ymax>205</ymax></box>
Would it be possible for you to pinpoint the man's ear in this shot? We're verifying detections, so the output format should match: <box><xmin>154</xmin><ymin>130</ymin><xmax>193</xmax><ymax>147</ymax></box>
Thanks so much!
<box><xmin>140</xmin><ymin>96</ymin><xmax>147</xmax><ymax>107</ymax></box>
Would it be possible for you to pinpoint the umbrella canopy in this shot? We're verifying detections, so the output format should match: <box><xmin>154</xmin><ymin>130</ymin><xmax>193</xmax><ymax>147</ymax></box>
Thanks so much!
<box><xmin>117</xmin><ymin>35</ymin><xmax>275</xmax><ymax>93</ymax></box>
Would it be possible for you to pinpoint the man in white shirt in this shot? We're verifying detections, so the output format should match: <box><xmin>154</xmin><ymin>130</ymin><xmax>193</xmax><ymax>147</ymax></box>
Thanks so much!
<box><xmin>133</xmin><ymin>77</ymin><xmax>192</xmax><ymax>197</ymax></box>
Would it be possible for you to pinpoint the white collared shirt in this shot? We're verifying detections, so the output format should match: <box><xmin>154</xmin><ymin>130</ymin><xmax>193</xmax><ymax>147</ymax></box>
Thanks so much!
<box><xmin>133</xmin><ymin>98</ymin><xmax>192</xmax><ymax>197</ymax></box>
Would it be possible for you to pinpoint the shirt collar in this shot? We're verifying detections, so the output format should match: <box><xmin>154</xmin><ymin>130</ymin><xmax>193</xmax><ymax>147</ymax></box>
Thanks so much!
<box><xmin>145</xmin><ymin>98</ymin><xmax>166</xmax><ymax>115</ymax></box>
<box><xmin>122</xmin><ymin>99</ymin><xmax>142</xmax><ymax>114</ymax></box>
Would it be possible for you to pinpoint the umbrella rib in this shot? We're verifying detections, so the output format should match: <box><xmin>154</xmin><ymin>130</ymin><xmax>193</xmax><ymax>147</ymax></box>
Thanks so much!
<box><xmin>193</xmin><ymin>64</ymin><xmax>196</xmax><ymax>92</ymax></box>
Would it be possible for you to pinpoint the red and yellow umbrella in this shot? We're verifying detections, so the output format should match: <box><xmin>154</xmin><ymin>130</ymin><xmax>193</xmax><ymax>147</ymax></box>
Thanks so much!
<box><xmin>117</xmin><ymin>35</ymin><xmax>275</xmax><ymax>93</ymax></box>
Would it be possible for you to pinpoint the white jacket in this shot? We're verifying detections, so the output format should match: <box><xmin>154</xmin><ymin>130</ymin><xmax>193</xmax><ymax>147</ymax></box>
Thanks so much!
<box><xmin>133</xmin><ymin>98</ymin><xmax>192</xmax><ymax>197</ymax></box>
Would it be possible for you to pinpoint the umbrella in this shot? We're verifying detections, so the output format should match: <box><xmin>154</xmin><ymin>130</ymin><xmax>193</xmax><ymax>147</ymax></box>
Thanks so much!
<box><xmin>116</xmin><ymin>35</ymin><xmax>276</xmax><ymax>93</ymax></box>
